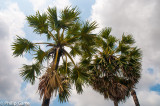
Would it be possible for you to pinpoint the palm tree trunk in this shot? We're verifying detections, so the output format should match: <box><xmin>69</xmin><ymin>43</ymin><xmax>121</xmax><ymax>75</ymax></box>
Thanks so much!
<box><xmin>42</xmin><ymin>96</ymin><xmax>50</xmax><ymax>106</ymax></box>
<box><xmin>114</xmin><ymin>100</ymin><xmax>118</xmax><ymax>106</ymax></box>
<box><xmin>131</xmin><ymin>89</ymin><xmax>140</xmax><ymax>106</ymax></box>
<box><xmin>42</xmin><ymin>50</ymin><xmax>62</xmax><ymax>106</ymax></box>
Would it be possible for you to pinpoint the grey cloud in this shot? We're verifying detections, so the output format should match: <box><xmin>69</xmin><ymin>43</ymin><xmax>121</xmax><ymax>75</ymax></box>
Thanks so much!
<box><xmin>0</xmin><ymin>41</ymin><xmax>22</xmax><ymax>100</ymax></box>
<box><xmin>0</xmin><ymin>2</ymin><xmax>26</xmax><ymax>101</ymax></box>
<box><xmin>0</xmin><ymin>20</ymin><xmax>9</xmax><ymax>39</ymax></box>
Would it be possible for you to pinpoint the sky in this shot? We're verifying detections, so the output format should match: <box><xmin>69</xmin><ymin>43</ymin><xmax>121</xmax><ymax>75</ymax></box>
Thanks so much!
<box><xmin>0</xmin><ymin>0</ymin><xmax>160</xmax><ymax>106</ymax></box>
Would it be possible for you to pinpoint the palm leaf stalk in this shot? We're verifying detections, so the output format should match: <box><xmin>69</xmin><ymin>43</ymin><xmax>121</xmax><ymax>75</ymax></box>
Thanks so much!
<box><xmin>12</xmin><ymin>6</ymin><xmax>97</xmax><ymax>106</ymax></box>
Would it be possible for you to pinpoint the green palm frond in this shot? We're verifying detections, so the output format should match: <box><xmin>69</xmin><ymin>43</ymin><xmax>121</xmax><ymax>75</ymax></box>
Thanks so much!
<box><xmin>81</xmin><ymin>21</ymin><xmax>97</xmax><ymax>35</ymax></box>
<box><xmin>129</xmin><ymin>47</ymin><xmax>142</xmax><ymax>58</ymax></box>
<box><xmin>34</xmin><ymin>47</ymin><xmax>48</xmax><ymax>63</ymax></box>
<box><xmin>66</xmin><ymin>22</ymin><xmax>81</xmax><ymax>36</ymax></box>
<box><xmin>12</xmin><ymin>36</ymin><xmax>35</xmax><ymax>57</ymax></box>
<box><xmin>75</xmin><ymin>78</ymin><xmax>84</xmax><ymax>94</ymax></box>
<box><xmin>71</xmin><ymin>66</ymin><xmax>89</xmax><ymax>93</ymax></box>
<box><xmin>100</xmin><ymin>27</ymin><xmax>112</xmax><ymax>40</ymax></box>
<box><xmin>58</xmin><ymin>60</ymin><xmax>72</xmax><ymax>75</ymax></box>
<box><xmin>69</xmin><ymin>43</ymin><xmax>82</xmax><ymax>57</ymax></box>
<box><xmin>47</xmin><ymin>7</ymin><xmax>59</xmax><ymax>30</ymax></box>
<box><xmin>116</xmin><ymin>43</ymin><xmax>130</xmax><ymax>54</ymax></box>
<box><xmin>60</xmin><ymin>6</ymin><xmax>80</xmax><ymax>28</ymax></box>
<box><xmin>20</xmin><ymin>63</ymin><xmax>41</xmax><ymax>84</ymax></box>
<box><xmin>121</xmin><ymin>34</ymin><xmax>135</xmax><ymax>45</ymax></box>
<box><xmin>95</xmin><ymin>36</ymin><xmax>104</xmax><ymax>47</ymax></box>
<box><xmin>80</xmin><ymin>57</ymin><xmax>91</xmax><ymax>67</ymax></box>
<box><xmin>107</xmin><ymin>35</ymin><xmax>117</xmax><ymax>49</ymax></box>
<box><xmin>58</xmin><ymin>81</ymin><xmax>71</xmax><ymax>103</ymax></box>
<box><xmin>27</xmin><ymin>11</ymin><xmax>48</xmax><ymax>34</ymax></box>
<box><xmin>81</xmin><ymin>43</ymin><xmax>97</xmax><ymax>58</ymax></box>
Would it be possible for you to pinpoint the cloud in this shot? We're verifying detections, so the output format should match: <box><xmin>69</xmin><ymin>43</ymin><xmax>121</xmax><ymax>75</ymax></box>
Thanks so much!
<box><xmin>28</xmin><ymin>0</ymin><xmax>47</xmax><ymax>11</ymax></box>
<box><xmin>70</xmin><ymin>86</ymin><xmax>113</xmax><ymax>106</ymax></box>
<box><xmin>51</xmin><ymin>0</ymin><xmax>71</xmax><ymax>10</ymax></box>
<box><xmin>29</xmin><ymin>0</ymin><xmax>71</xmax><ymax>11</ymax></box>
<box><xmin>0</xmin><ymin>3</ymin><xmax>27</xmax><ymax>101</ymax></box>
<box><xmin>0</xmin><ymin>21</ymin><xmax>9</xmax><ymax>39</ymax></box>
<box><xmin>69</xmin><ymin>0</ymin><xmax>160</xmax><ymax>106</ymax></box>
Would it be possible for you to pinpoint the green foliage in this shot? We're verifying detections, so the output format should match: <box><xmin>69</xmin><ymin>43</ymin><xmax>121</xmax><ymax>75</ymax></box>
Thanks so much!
<box><xmin>12</xmin><ymin>6</ymin><xmax>142</xmax><ymax>106</ymax></box>
<box><xmin>20</xmin><ymin>63</ymin><xmax>41</xmax><ymax>84</ymax></box>
<box><xmin>12</xmin><ymin>36</ymin><xmax>35</xmax><ymax>57</ymax></box>
<box><xmin>71</xmin><ymin>66</ymin><xmax>89</xmax><ymax>94</ymax></box>
<box><xmin>34</xmin><ymin>47</ymin><xmax>48</xmax><ymax>63</ymax></box>
<box><xmin>121</xmin><ymin>34</ymin><xmax>135</xmax><ymax>45</ymax></box>
<box><xmin>58</xmin><ymin>82</ymin><xmax>71</xmax><ymax>103</ymax></box>
<box><xmin>12</xmin><ymin>6</ymin><xmax>99</xmax><ymax>104</ymax></box>
<box><xmin>58</xmin><ymin>61</ymin><xmax>72</xmax><ymax>75</ymax></box>
<box><xmin>27</xmin><ymin>11</ymin><xmax>48</xmax><ymax>34</ymax></box>
<box><xmin>66</xmin><ymin>22</ymin><xmax>81</xmax><ymax>37</ymax></box>
<box><xmin>86</xmin><ymin>27</ymin><xmax>142</xmax><ymax>104</ymax></box>
<box><xmin>47</xmin><ymin>7</ymin><xmax>58</xmax><ymax>30</ymax></box>
<box><xmin>69</xmin><ymin>43</ymin><xmax>82</xmax><ymax>57</ymax></box>
<box><xmin>60</xmin><ymin>6</ymin><xmax>80</xmax><ymax>28</ymax></box>
<box><xmin>100</xmin><ymin>27</ymin><xmax>112</xmax><ymax>40</ymax></box>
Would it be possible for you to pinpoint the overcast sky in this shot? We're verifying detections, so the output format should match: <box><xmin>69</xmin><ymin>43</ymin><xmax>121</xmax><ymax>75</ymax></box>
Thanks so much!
<box><xmin>0</xmin><ymin>0</ymin><xmax>160</xmax><ymax>106</ymax></box>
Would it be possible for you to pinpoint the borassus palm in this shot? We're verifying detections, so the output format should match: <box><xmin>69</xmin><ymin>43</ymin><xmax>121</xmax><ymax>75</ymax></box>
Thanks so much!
<box><xmin>88</xmin><ymin>28</ymin><xmax>142</xmax><ymax>106</ymax></box>
<box><xmin>12</xmin><ymin>7</ymin><xmax>97</xmax><ymax>106</ymax></box>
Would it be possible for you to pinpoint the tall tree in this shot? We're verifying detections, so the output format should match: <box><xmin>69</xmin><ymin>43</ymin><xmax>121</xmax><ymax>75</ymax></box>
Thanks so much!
<box><xmin>87</xmin><ymin>27</ymin><xmax>142</xmax><ymax>106</ymax></box>
<box><xmin>12</xmin><ymin>6</ymin><xmax>97</xmax><ymax>106</ymax></box>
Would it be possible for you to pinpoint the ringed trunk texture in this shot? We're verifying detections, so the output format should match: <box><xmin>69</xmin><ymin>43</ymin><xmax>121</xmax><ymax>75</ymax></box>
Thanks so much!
<box><xmin>114</xmin><ymin>100</ymin><xmax>118</xmax><ymax>106</ymax></box>
<box><xmin>131</xmin><ymin>89</ymin><xmax>140</xmax><ymax>106</ymax></box>
<box><xmin>42</xmin><ymin>49</ymin><xmax>62</xmax><ymax>106</ymax></box>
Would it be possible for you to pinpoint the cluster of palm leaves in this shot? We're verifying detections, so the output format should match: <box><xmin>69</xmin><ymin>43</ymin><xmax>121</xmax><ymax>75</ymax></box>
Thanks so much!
<box><xmin>87</xmin><ymin>28</ymin><xmax>142</xmax><ymax>106</ymax></box>
<box><xmin>12</xmin><ymin>6</ymin><xmax>142</xmax><ymax>106</ymax></box>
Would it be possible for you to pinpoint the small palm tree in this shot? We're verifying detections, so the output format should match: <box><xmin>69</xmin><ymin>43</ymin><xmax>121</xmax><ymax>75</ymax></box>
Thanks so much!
<box><xmin>12</xmin><ymin>6</ymin><xmax>97</xmax><ymax>106</ymax></box>
<box><xmin>87</xmin><ymin>27</ymin><xmax>142</xmax><ymax>106</ymax></box>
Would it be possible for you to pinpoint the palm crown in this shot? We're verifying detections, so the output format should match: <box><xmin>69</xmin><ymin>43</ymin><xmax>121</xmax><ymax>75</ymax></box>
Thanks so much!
<box><xmin>12</xmin><ymin>6</ymin><xmax>97</xmax><ymax>105</ymax></box>
<box><xmin>87</xmin><ymin>27</ymin><xmax>142</xmax><ymax>105</ymax></box>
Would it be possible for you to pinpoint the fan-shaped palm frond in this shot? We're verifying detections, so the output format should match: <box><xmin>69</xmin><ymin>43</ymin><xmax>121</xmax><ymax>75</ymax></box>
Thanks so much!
<box><xmin>58</xmin><ymin>79</ymin><xmax>71</xmax><ymax>103</ymax></box>
<box><xmin>100</xmin><ymin>27</ymin><xmax>112</xmax><ymax>40</ymax></box>
<box><xmin>47</xmin><ymin>7</ymin><xmax>58</xmax><ymax>30</ymax></box>
<box><xmin>60</xmin><ymin>6</ymin><xmax>80</xmax><ymax>28</ymax></box>
<box><xmin>71</xmin><ymin>66</ymin><xmax>89</xmax><ymax>94</ymax></box>
<box><xmin>27</xmin><ymin>11</ymin><xmax>48</xmax><ymax>34</ymax></box>
<box><xmin>121</xmin><ymin>34</ymin><xmax>135</xmax><ymax>45</ymax></box>
<box><xmin>34</xmin><ymin>47</ymin><xmax>48</xmax><ymax>63</ymax></box>
<box><xmin>12</xmin><ymin>36</ymin><xmax>35</xmax><ymax>57</ymax></box>
<box><xmin>20</xmin><ymin>63</ymin><xmax>41</xmax><ymax>84</ymax></box>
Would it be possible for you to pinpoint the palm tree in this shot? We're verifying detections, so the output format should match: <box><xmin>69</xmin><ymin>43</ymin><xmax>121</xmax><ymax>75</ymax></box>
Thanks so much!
<box><xmin>12</xmin><ymin>6</ymin><xmax>97</xmax><ymax>106</ymax></box>
<box><xmin>87</xmin><ymin>27</ymin><xmax>142</xmax><ymax>106</ymax></box>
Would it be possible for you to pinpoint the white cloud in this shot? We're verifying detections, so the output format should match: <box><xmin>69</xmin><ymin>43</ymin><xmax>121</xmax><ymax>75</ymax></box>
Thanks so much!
<box><xmin>69</xmin><ymin>0</ymin><xmax>160</xmax><ymax>106</ymax></box>
<box><xmin>23</xmin><ymin>80</ymin><xmax>40</xmax><ymax>103</ymax></box>
<box><xmin>0</xmin><ymin>3</ymin><xmax>27</xmax><ymax>101</ymax></box>
<box><xmin>29</xmin><ymin>0</ymin><xmax>71</xmax><ymax>12</ymax></box>
<box><xmin>70</xmin><ymin>86</ymin><xmax>113</xmax><ymax>106</ymax></box>
<box><xmin>28</xmin><ymin>0</ymin><xmax>47</xmax><ymax>11</ymax></box>
<box><xmin>51</xmin><ymin>0</ymin><xmax>71</xmax><ymax>10</ymax></box>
